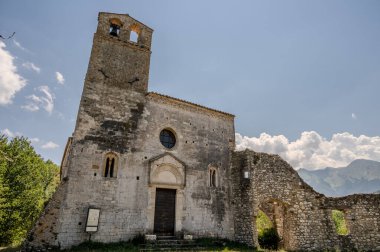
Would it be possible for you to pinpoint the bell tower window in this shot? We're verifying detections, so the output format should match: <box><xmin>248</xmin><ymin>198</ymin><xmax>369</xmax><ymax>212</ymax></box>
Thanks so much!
<box><xmin>130</xmin><ymin>31</ymin><xmax>138</xmax><ymax>42</ymax></box>
<box><xmin>128</xmin><ymin>24</ymin><xmax>141</xmax><ymax>43</ymax></box>
<box><xmin>109</xmin><ymin>18</ymin><xmax>123</xmax><ymax>37</ymax></box>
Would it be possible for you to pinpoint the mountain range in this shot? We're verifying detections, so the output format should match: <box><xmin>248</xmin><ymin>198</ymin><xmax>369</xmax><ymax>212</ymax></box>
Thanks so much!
<box><xmin>297</xmin><ymin>159</ymin><xmax>380</xmax><ymax>197</ymax></box>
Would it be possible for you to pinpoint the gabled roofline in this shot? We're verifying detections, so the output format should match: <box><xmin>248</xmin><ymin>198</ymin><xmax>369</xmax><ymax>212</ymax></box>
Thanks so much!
<box><xmin>146</xmin><ymin>92</ymin><xmax>235</xmax><ymax>119</ymax></box>
<box><xmin>148</xmin><ymin>152</ymin><xmax>187</xmax><ymax>167</ymax></box>
<box><xmin>98</xmin><ymin>12</ymin><xmax>154</xmax><ymax>31</ymax></box>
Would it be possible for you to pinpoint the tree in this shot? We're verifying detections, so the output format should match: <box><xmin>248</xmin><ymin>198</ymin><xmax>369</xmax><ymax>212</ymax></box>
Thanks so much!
<box><xmin>0</xmin><ymin>135</ymin><xmax>60</xmax><ymax>246</ymax></box>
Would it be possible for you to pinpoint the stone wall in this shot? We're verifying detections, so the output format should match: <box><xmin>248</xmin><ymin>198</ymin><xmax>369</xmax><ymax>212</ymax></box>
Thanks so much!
<box><xmin>23</xmin><ymin>180</ymin><xmax>69</xmax><ymax>250</ymax></box>
<box><xmin>231</xmin><ymin>149</ymin><xmax>380</xmax><ymax>251</ymax></box>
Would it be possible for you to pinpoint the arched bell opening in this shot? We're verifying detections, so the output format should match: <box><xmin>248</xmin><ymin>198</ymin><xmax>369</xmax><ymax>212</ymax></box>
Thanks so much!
<box><xmin>109</xmin><ymin>18</ymin><xmax>123</xmax><ymax>37</ymax></box>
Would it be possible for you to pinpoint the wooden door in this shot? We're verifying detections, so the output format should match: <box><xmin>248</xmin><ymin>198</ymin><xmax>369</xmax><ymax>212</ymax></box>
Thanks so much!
<box><xmin>154</xmin><ymin>188</ymin><xmax>176</xmax><ymax>235</ymax></box>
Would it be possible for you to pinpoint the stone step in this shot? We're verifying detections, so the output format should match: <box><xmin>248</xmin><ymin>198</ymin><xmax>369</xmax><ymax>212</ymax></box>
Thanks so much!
<box><xmin>141</xmin><ymin>243</ymin><xmax>197</xmax><ymax>248</ymax></box>
<box><xmin>156</xmin><ymin>235</ymin><xmax>177</xmax><ymax>240</ymax></box>
<box><xmin>153</xmin><ymin>240</ymin><xmax>194</xmax><ymax>244</ymax></box>
<box><xmin>139</xmin><ymin>247</ymin><xmax>205</xmax><ymax>252</ymax></box>
<box><xmin>139</xmin><ymin>239</ymin><xmax>201</xmax><ymax>252</ymax></box>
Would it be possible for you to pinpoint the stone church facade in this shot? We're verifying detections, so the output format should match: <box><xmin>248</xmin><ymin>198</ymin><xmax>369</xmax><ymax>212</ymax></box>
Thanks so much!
<box><xmin>25</xmin><ymin>12</ymin><xmax>380</xmax><ymax>251</ymax></box>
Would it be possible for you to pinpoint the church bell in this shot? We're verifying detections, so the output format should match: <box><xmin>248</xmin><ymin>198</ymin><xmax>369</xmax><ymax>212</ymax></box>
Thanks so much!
<box><xmin>109</xmin><ymin>24</ymin><xmax>120</xmax><ymax>36</ymax></box>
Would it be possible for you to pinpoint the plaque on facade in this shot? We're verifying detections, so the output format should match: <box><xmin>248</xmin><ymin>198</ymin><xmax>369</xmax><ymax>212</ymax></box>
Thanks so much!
<box><xmin>85</xmin><ymin>208</ymin><xmax>100</xmax><ymax>232</ymax></box>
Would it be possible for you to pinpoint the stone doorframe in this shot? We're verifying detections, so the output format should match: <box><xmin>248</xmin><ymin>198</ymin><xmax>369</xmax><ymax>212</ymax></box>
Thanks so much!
<box><xmin>146</xmin><ymin>153</ymin><xmax>186</xmax><ymax>234</ymax></box>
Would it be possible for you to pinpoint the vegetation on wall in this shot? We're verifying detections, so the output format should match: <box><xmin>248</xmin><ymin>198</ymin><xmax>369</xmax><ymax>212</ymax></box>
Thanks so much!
<box><xmin>256</xmin><ymin>210</ymin><xmax>280</xmax><ymax>250</ymax></box>
<box><xmin>332</xmin><ymin>209</ymin><xmax>349</xmax><ymax>235</ymax></box>
<box><xmin>0</xmin><ymin>135</ymin><xmax>60</xmax><ymax>246</ymax></box>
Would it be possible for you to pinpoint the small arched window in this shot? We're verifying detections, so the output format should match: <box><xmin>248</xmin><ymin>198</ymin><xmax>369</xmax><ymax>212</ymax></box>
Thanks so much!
<box><xmin>208</xmin><ymin>165</ymin><xmax>218</xmax><ymax>188</ymax></box>
<box><xmin>129</xmin><ymin>24</ymin><xmax>140</xmax><ymax>43</ymax></box>
<box><xmin>109</xmin><ymin>18</ymin><xmax>122</xmax><ymax>37</ymax></box>
<box><xmin>103</xmin><ymin>153</ymin><xmax>118</xmax><ymax>178</ymax></box>
<box><xmin>130</xmin><ymin>31</ymin><xmax>138</xmax><ymax>42</ymax></box>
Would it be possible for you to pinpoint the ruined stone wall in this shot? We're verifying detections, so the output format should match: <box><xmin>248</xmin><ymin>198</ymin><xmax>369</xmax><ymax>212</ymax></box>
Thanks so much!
<box><xmin>230</xmin><ymin>151</ymin><xmax>256</xmax><ymax>246</ymax></box>
<box><xmin>326</xmin><ymin>195</ymin><xmax>380</xmax><ymax>251</ymax></box>
<box><xmin>23</xmin><ymin>180</ymin><xmax>69</xmax><ymax>250</ymax></box>
<box><xmin>231</xmin><ymin>150</ymin><xmax>380</xmax><ymax>251</ymax></box>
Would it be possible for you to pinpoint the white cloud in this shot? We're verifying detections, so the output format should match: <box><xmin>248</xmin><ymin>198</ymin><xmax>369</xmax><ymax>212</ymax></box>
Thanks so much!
<box><xmin>1</xmin><ymin>129</ymin><xmax>40</xmax><ymax>144</ymax></box>
<box><xmin>0</xmin><ymin>41</ymin><xmax>27</xmax><ymax>105</ymax></box>
<box><xmin>22</xmin><ymin>62</ymin><xmax>41</xmax><ymax>73</ymax></box>
<box><xmin>1</xmin><ymin>128</ymin><xmax>14</xmax><ymax>138</ymax></box>
<box><xmin>236</xmin><ymin>131</ymin><xmax>380</xmax><ymax>170</ymax></box>
<box><xmin>13</xmin><ymin>39</ymin><xmax>27</xmax><ymax>51</ymax></box>
<box><xmin>30</xmin><ymin>137</ymin><xmax>40</xmax><ymax>143</ymax></box>
<box><xmin>0</xmin><ymin>128</ymin><xmax>22</xmax><ymax>138</ymax></box>
<box><xmin>55</xmin><ymin>71</ymin><xmax>64</xmax><ymax>85</ymax></box>
<box><xmin>41</xmin><ymin>141</ymin><xmax>59</xmax><ymax>149</ymax></box>
<box><xmin>22</xmin><ymin>85</ymin><xmax>55</xmax><ymax>113</ymax></box>
<box><xmin>351</xmin><ymin>113</ymin><xmax>357</xmax><ymax>120</ymax></box>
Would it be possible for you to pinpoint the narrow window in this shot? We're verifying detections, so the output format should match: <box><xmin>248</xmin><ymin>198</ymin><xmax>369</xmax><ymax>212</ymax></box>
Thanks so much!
<box><xmin>332</xmin><ymin>209</ymin><xmax>349</xmax><ymax>235</ymax></box>
<box><xmin>103</xmin><ymin>153</ymin><xmax>118</xmax><ymax>178</ymax></box>
<box><xmin>209</xmin><ymin>170</ymin><xmax>213</xmax><ymax>187</ymax></box>
<box><xmin>208</xmin><ymin>167</ymin><xmax>217</xmax><ymax>188</ymax></box>
<box><xmin>104</xmin><ymin>157</ymin><xmax>110</xmax><ymax>177</ymax></box>
<box><xmin>110</xmin><ymin>158</ymin><xmax>115</xmax><ymax>177</ymax></box>
<box><xmin>130</xmin><ymin>30</ymin><xmax>138</xmax><ymax>42</ymax></box>
<box><xmin>211</xmin><ymin>170</ymin><xmax>216</xmax><ymax>187</ymax></box>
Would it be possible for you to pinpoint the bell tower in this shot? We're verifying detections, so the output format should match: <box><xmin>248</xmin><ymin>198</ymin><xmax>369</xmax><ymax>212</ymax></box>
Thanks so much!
<box><xmin>87</xmin><ymin>12</ymin><xmax>153</xmax><ymax>92</ymax></box>
<box><xmin>73</xmin><ymin>12</ymin><xmax>153</xmax><ymax>150</ymax></box>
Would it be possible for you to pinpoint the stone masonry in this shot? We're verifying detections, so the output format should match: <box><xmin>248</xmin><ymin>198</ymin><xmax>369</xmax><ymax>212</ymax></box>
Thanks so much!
<box><xmin>24</xmin><ymin>12</ymin><xmax>380</xmax><ymax>251</ymax></box>
<box><xmin>231</xmin><ymin>150</ymin><xmax>380</xmax><ymax>251</ymax></box>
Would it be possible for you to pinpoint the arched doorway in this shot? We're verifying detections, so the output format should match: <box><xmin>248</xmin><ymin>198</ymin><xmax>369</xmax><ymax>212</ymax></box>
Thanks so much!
<box><xmin>147</xmin><ymin>153</ymin><xmax>186</xmax><ymax>236</ymax></box>
<box><xmin>257</xmin><ymin>200</ymin><xmax>287</xmax><ymax>249</ymax></box>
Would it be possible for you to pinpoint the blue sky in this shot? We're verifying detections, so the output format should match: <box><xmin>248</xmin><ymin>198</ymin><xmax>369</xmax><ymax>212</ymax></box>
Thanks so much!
<box><xmin>0</xmin><ymin>0</ymin><xmax>379</xmax><ymax>169</ymax></box>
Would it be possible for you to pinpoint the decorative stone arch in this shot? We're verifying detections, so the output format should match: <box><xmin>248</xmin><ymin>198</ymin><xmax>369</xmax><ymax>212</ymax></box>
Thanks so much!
<box><xmin>150</xmin><ymin>163</ymin><xmax>184</xmax><ymax>187</ymax></box>
<box><xmin>102</xmin><ymin>152</ymin><xmax>119</xmax><ymax>178</ymax></box>
<box><xmin>147</xmin><ymin>153</ymin><xmax>186</xmax><ymax>234</ymax></box>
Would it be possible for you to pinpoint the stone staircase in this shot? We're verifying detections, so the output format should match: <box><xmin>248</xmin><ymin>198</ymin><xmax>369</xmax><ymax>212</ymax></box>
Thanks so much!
<box><xmin>139</xmin><ymin>236</ymin><xmax>205</xmax><ymax>251</ymax></box>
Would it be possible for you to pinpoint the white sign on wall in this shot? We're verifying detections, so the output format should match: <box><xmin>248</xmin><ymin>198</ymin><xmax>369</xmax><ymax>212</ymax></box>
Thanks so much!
<box><xmin>85</xmin><ymin>208</ymin><xmax>100</xmax><ymax>232</ymax></box>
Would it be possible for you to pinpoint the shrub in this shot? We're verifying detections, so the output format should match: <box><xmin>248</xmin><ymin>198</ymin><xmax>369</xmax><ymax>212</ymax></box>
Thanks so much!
<box><xmin>258</xmin><ymin>227</ymin><xmax>280</xmax><ymax>250</ymax></box>
<box><xmin>0</xmin><ymin>136</ymin><xmax>60</xmax><ymax>246</ymax></box>
<box><xmin>332</xmin><ymin>209</ymin><xmax>349</xmax><ymax>235</ymax></box>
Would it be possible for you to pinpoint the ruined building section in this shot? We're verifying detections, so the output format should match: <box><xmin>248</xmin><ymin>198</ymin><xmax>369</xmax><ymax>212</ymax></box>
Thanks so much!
<box><xmin>231</xmin><ymin>150</ymin><xmax>380</xmax><ymax>251</ymax></box>
<box><xmin>25</xmin><ymin>12</ymin><xmax>380</xmax><ymax>251</ymax></box>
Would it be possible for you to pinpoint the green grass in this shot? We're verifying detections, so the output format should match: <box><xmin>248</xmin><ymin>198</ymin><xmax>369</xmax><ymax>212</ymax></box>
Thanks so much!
<box><xmin>194</xmin><ymin>238</ymin><xmax>255</xmax><ymax>251</ymax></box>
<box><xmin>0</xmin><ymin>246</ymin><xmax>21</xmax><ymax>252</ymax></box>
<box><xmin>64</xmin><ymin>241</ymin><xmax>139</xmax><ymax>251</ymax></box>
<box><xmin>60</xmin><ymin>238</ymin><xmax>256</xmax><ymax>252</ymax></box>
<box><xmin>332</xmin><ymin>210</ymin><xmax>349</xmax><ymax>235</ymax></box>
